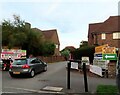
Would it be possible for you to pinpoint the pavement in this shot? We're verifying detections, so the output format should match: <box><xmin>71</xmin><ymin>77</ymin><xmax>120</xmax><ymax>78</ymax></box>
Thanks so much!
<box><xmin>39</xmin><ymin>69</ymin><xmax>119</xmax><ymax>95</ymax></box>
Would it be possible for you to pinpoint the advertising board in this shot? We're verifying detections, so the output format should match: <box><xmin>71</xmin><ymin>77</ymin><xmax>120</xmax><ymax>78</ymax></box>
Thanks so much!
<box><xmin>90</xmin><ymin>65</ymin><xmax>102</xmax><ymax>77</ymax></box>
<box><xmin>71</xmin><ymin>62</ymin><xmax>78</xmax><ymax>70</ymax></box>
<box><xmin>93</xmin><ymin>60</ymin><xmax>109</xmax><ymax>69</ymax></box>
<box><xmin>1</xmin><ymin>49</ymin><xmax>26</xmax><ymax>59</ymax></box>
<box><xmin>95</xmin><ymin>44</ymin><xmax>108</xmax><ymax>53</ymax></box>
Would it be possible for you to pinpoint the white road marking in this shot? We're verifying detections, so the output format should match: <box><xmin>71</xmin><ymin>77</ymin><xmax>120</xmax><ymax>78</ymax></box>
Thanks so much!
<box><xmin>4</xmin><ymin>87</ymin><xmax>64</xmax><ymax>94</ymax></box>
<box><xmin>42</xmin><ymin>86</ymin><xmax>63</xmax><ymax>92</ymax></box>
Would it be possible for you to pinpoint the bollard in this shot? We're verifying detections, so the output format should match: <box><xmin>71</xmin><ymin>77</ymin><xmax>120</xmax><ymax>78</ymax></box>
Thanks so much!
<box><xmin>67</xmin><ymin>61</ymin><xmax>71</xmax><ymax>89</ymax></box>
<box><xmin>83</xmin><ymin>63</ymin><xmax>88</xmax><ymax>92</ymax></box>
<box><xmin>117</xmin><ymin>64</ymin><xmax>120</xmax><ymax>93</ymax></box>
<box><xmin>117</xmin><ymin>73</ymin><xmax>120</xmax><ymax>93</ymax></box>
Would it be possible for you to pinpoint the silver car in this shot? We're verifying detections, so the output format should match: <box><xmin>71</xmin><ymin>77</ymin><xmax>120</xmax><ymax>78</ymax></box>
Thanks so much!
<box><xmin>9</xmin><ymin>58</ymin><xmax>47</xmax><ymax>78</ymax></box>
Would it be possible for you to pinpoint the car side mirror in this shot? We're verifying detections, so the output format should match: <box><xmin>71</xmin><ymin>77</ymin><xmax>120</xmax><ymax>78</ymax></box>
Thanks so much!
<box><xmin>44</xmin><ymin>62</ymin><xmax>47</xmax><ymax>65</ymax></box>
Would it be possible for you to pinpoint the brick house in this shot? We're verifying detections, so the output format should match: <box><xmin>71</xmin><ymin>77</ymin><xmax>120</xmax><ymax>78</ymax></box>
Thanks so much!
<box><xmin>88</xmin><ymin>16</ymin><xmax>120</xmax><ymax>78</ymax></box>
<box><xmin>64</xmin><ymin>46</ymin><xmax>76</xmax><ymax>52</ymax></box>
<box><xmin>32</xmin><ymin>27</ymin><xmax>60</xmax><ymax>56</ymax></box>
<box><xmin>42</xmin><ymin>29</ymin><xmax>60</xmax><ymax>56</ymax></box>
<box><xmin>88</xmin><ymin>16</ymin><xmax>120</xmax><ymax>52</ymax></box>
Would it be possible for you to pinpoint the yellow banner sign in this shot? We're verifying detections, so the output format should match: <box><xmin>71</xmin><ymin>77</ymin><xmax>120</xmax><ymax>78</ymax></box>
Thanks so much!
<box><xmin>102</xmin><ymin>47</ymin><xmax>116</xmax><ymax>54</ymax></box>
<box><xmin>95</xmin><ymin>44</ymin><xmax>108</xmax><ymax>53</ymax></box>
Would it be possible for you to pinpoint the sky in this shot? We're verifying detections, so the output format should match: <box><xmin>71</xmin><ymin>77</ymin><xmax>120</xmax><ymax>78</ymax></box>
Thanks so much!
<box><xmin>0</xmin><ymin>0</ymin><xmax>120</xmax><ymax>50</ymax></box>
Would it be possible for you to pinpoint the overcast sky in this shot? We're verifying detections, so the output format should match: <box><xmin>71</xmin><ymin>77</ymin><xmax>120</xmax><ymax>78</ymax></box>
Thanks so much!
<box><xmin>0</xmin><ymin>0</ymin><xmax>119</xmax><ymax>50</ymax></box>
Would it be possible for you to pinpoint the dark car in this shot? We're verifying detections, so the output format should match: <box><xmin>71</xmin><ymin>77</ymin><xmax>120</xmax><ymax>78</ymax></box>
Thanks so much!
<box><xmin>2</xmin><ymin>59</ymin><xmax>13</xmax><ymax>71</ymax></box>
<box><xmin>9</xmin><ymin>58</ymin><xmax>47</xmax><ymax>78</ymax></box>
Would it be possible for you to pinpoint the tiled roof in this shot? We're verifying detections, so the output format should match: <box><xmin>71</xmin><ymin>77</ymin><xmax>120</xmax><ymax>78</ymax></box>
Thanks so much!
<box><xmin>89</xmin><ymin>16</ymin><xmax>120</xmax><ymax>34</ymax></box>
<box><xmin>32</xmin><ymin>28</ymin><xmax>60</xmax><ymax>44</ymax></box>
<box><xmin>42</xmin><ymin>29</ymin><xmax>60</xmax><ymax>44</ymax></box>
<box><xmin>65</xmin><ymin>46</ymin><xmax>76</xmax><ymax>51</ymax></box>
<box><xmin>88</xmin><ymin>23</ymin><xmax>103</xmax><ymax>34</ymax></box>
<box><xmin>98</xmin><ymin>16</ymin><xmax>120</xmax><ymax>32</ymax></box>
<box><xmin>32</xmin><ymin>28</ymin><xmax>42</xmax><ymax>32</ymax></box>
<box><xmin>42</xmin><ymin>29</ymin><xmax>56</xmax><ymax>39</ymax></box>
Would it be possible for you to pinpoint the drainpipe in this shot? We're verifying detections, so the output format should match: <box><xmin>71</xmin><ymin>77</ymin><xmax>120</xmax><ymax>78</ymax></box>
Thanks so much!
<box><xmin>95</xmin><ymin>34</ymin><xmax>98</xmax><ymax>45</ymax></box>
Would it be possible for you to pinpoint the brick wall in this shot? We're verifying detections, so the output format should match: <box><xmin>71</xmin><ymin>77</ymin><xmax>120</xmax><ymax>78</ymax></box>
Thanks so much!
<box><xmin>38</xmin><ymin>56</ymin><xmax>65</xmax><ymax>63</ymax></box>
<box><xmin>96</xmin><ymin>33</ymin><xmax>120</xmax><ymax>47</ymax></box>
<box><xmin>108</xmin><ymin>61</ymin><xmax>117</xmax><ymax>78</ymax></box>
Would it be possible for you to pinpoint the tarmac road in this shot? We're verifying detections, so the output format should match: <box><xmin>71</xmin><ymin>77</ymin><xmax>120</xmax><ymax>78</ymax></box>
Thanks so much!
<box><xmin>1</xmin><ymin>61</ymin><xmax>116</xmax><ymax>94</ymax></box>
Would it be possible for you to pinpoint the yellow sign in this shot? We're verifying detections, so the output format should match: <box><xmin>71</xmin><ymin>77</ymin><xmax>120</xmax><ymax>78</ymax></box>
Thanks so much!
<box><xmin>102</xmin><ymin>47</ymin><xmax>116</xmax><ymax>54</ymax></box>
<box><xmin>95</xmin><ymin>44</ymin><xmax>108</xmax><ymax>53</ymax></box>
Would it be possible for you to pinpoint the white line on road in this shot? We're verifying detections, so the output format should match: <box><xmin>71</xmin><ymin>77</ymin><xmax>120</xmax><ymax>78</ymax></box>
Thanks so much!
<box><xmin>4</xmin><ymin>87</ymin><xmax>64</xmax><ymax>94</ymax></box>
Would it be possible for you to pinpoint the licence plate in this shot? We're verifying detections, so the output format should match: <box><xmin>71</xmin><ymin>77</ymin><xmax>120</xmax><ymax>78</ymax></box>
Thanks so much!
<box><xmin>13</xmin><ymin>72</ymin><xmax>20</xmax><ymax>74</ymax></box>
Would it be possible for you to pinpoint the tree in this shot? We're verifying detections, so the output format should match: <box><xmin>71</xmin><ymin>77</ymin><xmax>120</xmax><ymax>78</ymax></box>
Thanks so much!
<box><xmin>72</xmin><ymin>40</ymin><xmax>95</xmax><ymax>63</ymax></box>
<box><xmin>79</xmin><ymin>40</ymin><xmax>88</xmax><ymax>48</ymax></box>
<box><xmin>2</xmin><ymin>15</ymin><xmax>27</xmax><ymax>48</ymax></box>
<box><xmin>73</xmin><ymin>45</ymin><xmax>95</xmax><ymax>63</ymax></box>
<box><xmin>61</xmin><ymin>49</ymin><xmax>70</xmax><ymax>60</ymax></box>
<box><xmin>2</xmin><ymin>14</ymin><xmax>56</xmax><ymax>57</ymax></box>
<box><xmin>42</xmin><ymin>41</ymin><xmax>55</xmax><ymax>56</ymax></box>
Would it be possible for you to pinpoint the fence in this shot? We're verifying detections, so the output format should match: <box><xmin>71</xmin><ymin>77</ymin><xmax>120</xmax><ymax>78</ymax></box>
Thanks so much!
<box><xmin>38</xmin><ymin>56</ymin><xmax>65</xmax><ymax>63</ymax></box>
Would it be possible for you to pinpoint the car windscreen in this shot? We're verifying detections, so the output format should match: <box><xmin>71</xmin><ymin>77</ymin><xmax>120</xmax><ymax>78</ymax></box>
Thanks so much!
<box><xmin>13</xmin><ymin>59</ymin><xmax>27</xmax><ymax>65</ymax></box>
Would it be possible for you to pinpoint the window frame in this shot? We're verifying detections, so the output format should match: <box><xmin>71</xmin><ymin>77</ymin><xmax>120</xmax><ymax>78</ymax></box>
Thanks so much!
<box><xmin>56</xmin><ymin>44</ymin><xmax>58</xmax><ymax>48</ymax></box>
<box><xmin>101</xmin><ymin>33</ymin><xmax>106</xmax><ymax>40</ymax></box>
<box><xmin>113</xmin><ymin>32</ymin><xmax>120</xmax><ymax>39</ymax></box>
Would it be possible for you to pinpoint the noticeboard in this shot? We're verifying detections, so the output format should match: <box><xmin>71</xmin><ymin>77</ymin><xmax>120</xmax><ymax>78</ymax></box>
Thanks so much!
<box><xmin>95</xmin><ymin>44</ymin><xmax>108</xmax><ymax>53</ymax></box>
<box><xmin>71</xmin><ymin>62</ymin><xmax>78</xmax><ymax>69</ymax></box>
<box><xmin>102</xmin><ymin>47</ymin><xmax>116</xmax><ymax>54</ymax></box>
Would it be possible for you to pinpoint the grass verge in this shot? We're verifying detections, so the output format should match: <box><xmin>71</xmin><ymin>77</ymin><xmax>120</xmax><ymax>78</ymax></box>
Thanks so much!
<box><xmin>96</xmin><ymin>84</ymin><xmax>119</xmax><ymax>95</ymax></box>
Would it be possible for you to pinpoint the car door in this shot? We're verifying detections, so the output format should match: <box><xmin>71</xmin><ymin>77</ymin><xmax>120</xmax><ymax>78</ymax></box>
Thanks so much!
<box><xmin>31</xmin><ymin>58</ymin><xmax>41</xmax><ymax>73</ymax></box>
<box><xmin>30</xmin><ymin>58</ymin><xmax>40</xmax><ymax>73</ymax></box>
<box><xmin>38</xmin><ymin>59</ymin><xmax>45</xmax><ymax>72</ymax></box>
<box><xmin>35</xmin><ymin>58</ymin><xmax>45</xmax><ymax>72</ymax></box>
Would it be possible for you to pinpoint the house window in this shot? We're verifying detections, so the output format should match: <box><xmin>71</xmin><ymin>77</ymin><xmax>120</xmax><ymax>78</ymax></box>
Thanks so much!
<box><xmin>113</xmin><ymin>32</ymin><xmax>120</xmax><ymax>39</ymax></box>
<box><xmin>56</xmin><ymin>44</ymin><xmax>58</xmax><ymax>48</ymax></box>
<box><xmin>101</xmin><ymin>33</ymin><xmax>106</xmax><ymax>39</ymax></box>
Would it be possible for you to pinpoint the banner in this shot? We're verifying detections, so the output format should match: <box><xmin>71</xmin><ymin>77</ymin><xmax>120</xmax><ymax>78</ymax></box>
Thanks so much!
<box><xmin>90</xmin><ymin>65</ymin><xmax>102</xmax><ymax>77</ymax></box>
<box><xmin>1</xmin><ymin>49</ymin><xmax>26</xmax><ymax>59</ymax></box>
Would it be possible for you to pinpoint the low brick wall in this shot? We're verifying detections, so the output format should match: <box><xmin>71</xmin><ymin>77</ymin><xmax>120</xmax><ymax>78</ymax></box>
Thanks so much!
<box><xmin>108</xmin><ymin>62</ymin><xmax>116</xmax><ymax>78</ymax></box>
<box><xmin>38</xmin><ymin>56</ymin><xmax>65</xmax><ymax>63</ymax></box>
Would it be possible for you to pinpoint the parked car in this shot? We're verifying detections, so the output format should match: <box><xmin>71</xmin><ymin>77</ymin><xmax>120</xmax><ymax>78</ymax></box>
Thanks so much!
<box><xmin>9</xmin><ymin>58</ymin><xmax>47</xmax><ymax>78</ymax></box>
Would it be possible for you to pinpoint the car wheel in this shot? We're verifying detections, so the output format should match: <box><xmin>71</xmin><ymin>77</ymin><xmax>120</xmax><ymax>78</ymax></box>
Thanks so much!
<box><xmin>30</xmin><ymin>70</ymin><xmax>35</xmax><ymax>78</ymax></box>
<box><xmin>44</xmin><ymin>66</ymin><xmax>47</xmax><ymax>71</ymax></box>
<box><xmin>9</xmin><ymin>73</ymin><xmax>15</xmax><ymax>77</ymax></box>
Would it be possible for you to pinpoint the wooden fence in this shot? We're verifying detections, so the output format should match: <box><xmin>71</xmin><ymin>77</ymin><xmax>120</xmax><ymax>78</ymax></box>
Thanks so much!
<box><xmin>38</xmin><ymin>56</ymin><xmax>65</xmax><ymax>63</ymax></box>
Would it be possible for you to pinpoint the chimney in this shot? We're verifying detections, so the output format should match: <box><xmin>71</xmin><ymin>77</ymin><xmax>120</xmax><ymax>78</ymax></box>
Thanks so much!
<box><xmin>25</xmin><ymin>22</ymin><xmax>31</xmax><ymax>29</ymax></box>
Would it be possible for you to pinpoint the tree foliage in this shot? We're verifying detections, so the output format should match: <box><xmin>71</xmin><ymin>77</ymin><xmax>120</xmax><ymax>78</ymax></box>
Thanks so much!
<box><xmin>73</xmin><ymin>45</ymin><xmax>95</xmax><ymax>63</ymax></box>
<box><xmin>79</xmin><ymin>41</ymin><xmax>88</xmax><ymax>48</ymax></box>
<box><xmin>72</xmin><ymin>40</ymin><xmax>95</xmax><ymax>63</ymax></box>
<box><xmin>60</xmin><ymin>49</ymin><xmax>70</xmax><ymax>60</ymax></box>
<box><xmin>42</xmin><ymin>41</ymin><xmax>55</xmax><ymax>56</ymax></box>
<box><xmin>2</xmin><ymin>15</ymin><xmax>55</xmax><ymax>57</ymax></box>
